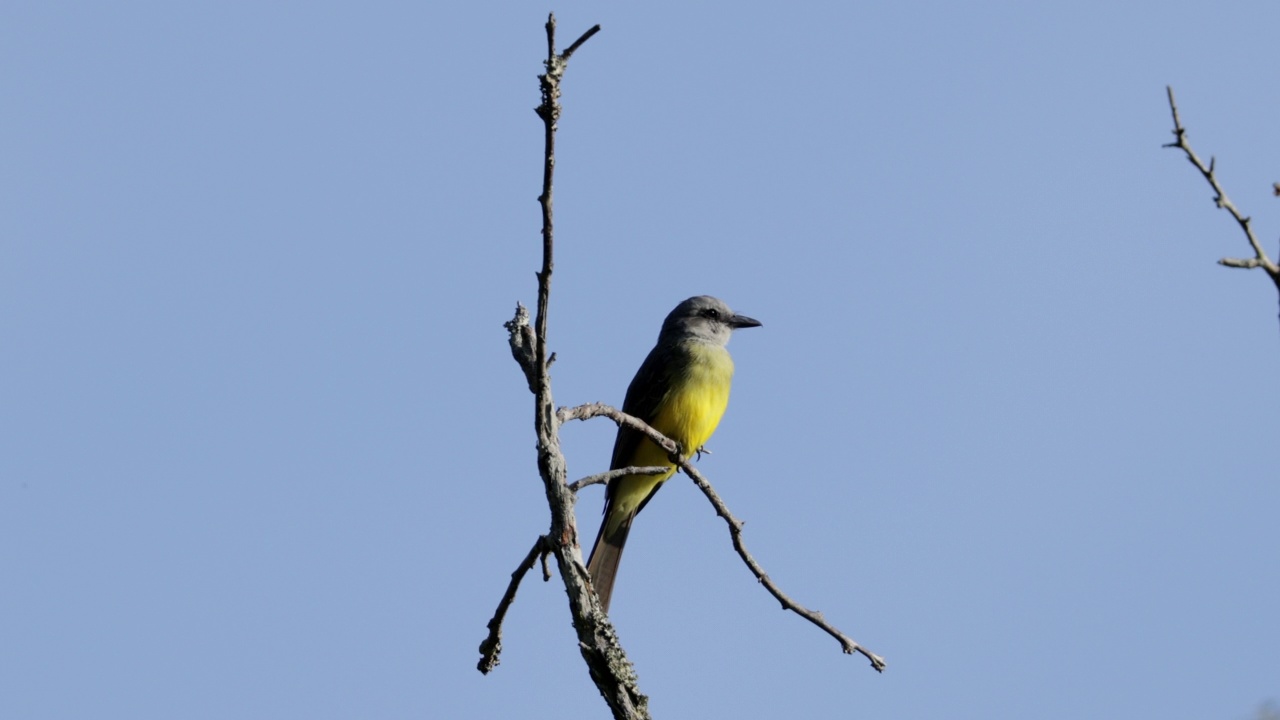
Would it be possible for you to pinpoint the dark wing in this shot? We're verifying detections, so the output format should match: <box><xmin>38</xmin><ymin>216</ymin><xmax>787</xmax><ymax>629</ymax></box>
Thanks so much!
<box><xmin>608</xmin><ymin>343</ymin><xmax>674</xmax><ymax>473</ymax></box>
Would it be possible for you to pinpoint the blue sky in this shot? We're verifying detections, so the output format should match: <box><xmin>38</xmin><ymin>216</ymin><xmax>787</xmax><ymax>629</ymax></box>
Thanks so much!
<box><xmin>3</xmin><ymin>2</ymin><xmax>1278</xmax><ymax>718</ymax></box>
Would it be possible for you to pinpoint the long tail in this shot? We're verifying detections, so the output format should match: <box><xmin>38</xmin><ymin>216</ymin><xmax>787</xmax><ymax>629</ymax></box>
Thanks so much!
<box><xmin>585</xmin><ymin>507</ymin><xmax>635</xmax><ymax>613</ymax></box>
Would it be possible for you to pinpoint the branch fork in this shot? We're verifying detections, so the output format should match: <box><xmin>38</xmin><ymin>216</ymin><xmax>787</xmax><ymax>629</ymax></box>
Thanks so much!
<box><xmin>1163</xmin><ymin>86</ymin><xmax>1280</xmax><ymax>295</ymax></box>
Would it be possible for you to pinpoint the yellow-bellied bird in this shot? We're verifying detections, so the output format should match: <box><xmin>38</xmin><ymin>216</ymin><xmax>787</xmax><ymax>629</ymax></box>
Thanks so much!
<box><xmin>586</xmin><ymin>296</ymin><xmax>761</xmax><ymax>612</ymax></box>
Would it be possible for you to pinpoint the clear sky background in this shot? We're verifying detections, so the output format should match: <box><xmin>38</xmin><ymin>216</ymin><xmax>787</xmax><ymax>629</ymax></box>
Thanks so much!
<box><xmin>2</xmin><ymin>2</ymin><xmax>1277</xmax><ymax>719</ymax></box>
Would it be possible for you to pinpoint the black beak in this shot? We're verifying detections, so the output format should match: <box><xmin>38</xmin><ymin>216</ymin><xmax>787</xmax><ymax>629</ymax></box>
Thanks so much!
<box><xmin>729</xmin><ymin>314</ymin><xmax>762</xmax><ymax>329</ymax></box>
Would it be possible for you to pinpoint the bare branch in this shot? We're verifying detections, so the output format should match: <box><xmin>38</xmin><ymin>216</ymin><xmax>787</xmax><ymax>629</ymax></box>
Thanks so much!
<box><xmin>478</xmin><ymin>536</ymin><xmax>552</xmax><ymax>674</ymax></box>
<box><xmin>562</xmin><ymin>24</ymin><xmax>602</xmax><ymax>60</ymax></box>
<box><xmin>560</xmin><ymin>401</ymin><xmax>887</xmax><ymax>672</ymax></box>
<box><xmin>485</xmin><ymin>16</ymin><xmax>649</xmax><ymax>720</ymax></box>
<box><xmin>1220</xmin><ymin>257</ymin><xmax>1266</xmax><ymax>270</ymax></box>
<box><xmin>1163</xmin><ymin>86</ymin><xmax>1280</xmax><ymax>296</ymax></box>
<box><xmin>569</xmin><ymin>465</ymin><xmax>670</xmax><ymax>493</ymax></box>
<box><xmin>679</xmin><ymin>461</ymin><xmax>887</xmax><ymax>672</ymax></box>
<box><xmin>558</xmin><ymin>402</ymin><xmax>682</xmax><ymax>457</ymax></box>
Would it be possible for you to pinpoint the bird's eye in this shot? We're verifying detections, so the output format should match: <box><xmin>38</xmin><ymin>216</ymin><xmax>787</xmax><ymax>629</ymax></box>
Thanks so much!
<box><xmin>703</xmin><ymin>308</ymin><xmax>720</xmax><ymax>320</ymax></box>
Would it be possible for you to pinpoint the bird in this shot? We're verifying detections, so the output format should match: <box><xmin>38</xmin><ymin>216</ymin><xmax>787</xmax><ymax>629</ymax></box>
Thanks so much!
<box><xmin>586</xmin><ymin>295</ymin><xmax>761</xmax><ymax>612</ymax></box>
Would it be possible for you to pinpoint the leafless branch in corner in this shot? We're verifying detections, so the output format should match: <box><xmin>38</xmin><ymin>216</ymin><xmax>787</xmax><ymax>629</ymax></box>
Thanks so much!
<box><xmin>559</xmin><ymin>402</ymin><xmax>887</xmax><ymax>672</ymax></box>
<box><xmin>477</xmin><ymin>16</ymin><xmax>650</xmax><ymax>720</ymax></box>
<box><xmin>1163</xmin><ymin>86</ymin><xmax>1280</xmax><ymax>310</ymax></box>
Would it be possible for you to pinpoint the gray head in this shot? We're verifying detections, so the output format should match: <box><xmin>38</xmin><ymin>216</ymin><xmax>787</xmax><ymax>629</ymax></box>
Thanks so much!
<box><xmin>658</xmin><ymin>295</ymin><xmax>762</xmax><ymax>346</ymax></box>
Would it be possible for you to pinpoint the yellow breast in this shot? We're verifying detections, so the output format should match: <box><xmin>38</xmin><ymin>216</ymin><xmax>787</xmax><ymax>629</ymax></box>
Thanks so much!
<box><xmin>650</xmin><ymin>341</ymin><xmax>735</xmax><ymax>458</ymax></box>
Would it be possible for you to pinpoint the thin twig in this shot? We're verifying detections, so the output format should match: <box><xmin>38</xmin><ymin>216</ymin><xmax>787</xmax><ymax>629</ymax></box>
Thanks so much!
<box><xmin>563</xmin><ymin>24</ymin><xmax>602</xmax><ymax>60</ymax></box>
<box><xmin>679</xmin><ymin>461</ymin><xmax>887</xmax><ymax>672</ymax></box>
<box><xmin>559</xmin><ymin>401</ymin><xmax>887</xmax><ymax>672</ymax></box>
<box><xmin>478</xmin><ymin>536</ymin><xmax>551</xmax><ymax>674</ymax></box>
<box><xmin>530</xmin><ymin>21</ymin><xmax>601</xmax><ymax>369</ymax></box>
<box><xmin>1163</xmin><ymin>86</ymin><xmax>1280</xmax><ymax>293</ymax></box>
<box><xmin>569</xmin><ymin>465</ymin><xmax>670</xmax><ymax>493</ymax></box>
<box><xmin>558</xmin><ymin>402</ymin><xmax>682</xmax><ymax>455</ymax></box>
